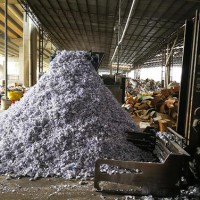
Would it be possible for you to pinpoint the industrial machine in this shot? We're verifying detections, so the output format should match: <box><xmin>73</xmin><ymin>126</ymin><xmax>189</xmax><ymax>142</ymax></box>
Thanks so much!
<box><xmin>101</xmin><ymin>74</ymin><xmax>126</xmax><ymax>104</ymax></box>
<box><xmin>94</xmin><ymin>10</ymin><xmax>200</xmax><ymax>197</ymax></box>
<box><xmin>94</xmin><ymin>128</ymin><xmax>189</xmax><ymax>196</ymax></box>
<box><xmin>87</xmin><ymin>51</ymin><xmax>104</xmax><ymax>72</ymax></box>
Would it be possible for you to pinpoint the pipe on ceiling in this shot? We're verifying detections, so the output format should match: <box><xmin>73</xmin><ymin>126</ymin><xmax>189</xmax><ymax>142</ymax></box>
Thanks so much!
<box><xmin>110</xmin><ymin>0</ymin><xmax>137</xmax><ymax>64</ymax></box>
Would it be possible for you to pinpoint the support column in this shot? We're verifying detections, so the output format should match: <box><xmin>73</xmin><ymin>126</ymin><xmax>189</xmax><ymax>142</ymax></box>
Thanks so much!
<box><xmin>117</xmin><ymin>0</ymin><xmax>121</xmax><ymax>74</ymax></box>
<box><xmin>18</xmin><ymin>46</ymin><xmax>24</xmax><ymax>84</ymax></box>
<box><xmin>170</xmin><ymin>49</ymin><xmax>174</xmax><ymax>81</ymax></box>
<box><xmin>110</xmin><ymin>64</ymin><xmax>112</xmax><ymax>75</ymax></box>
<box><xmin>19</xmin><ymin>14</ymin><xmax>38</xmax><ymax>87</ymax></box>
<box><xmin>177</xmin><ymin>20</ymin><xmax>193</xmax><ymax>136</ymax></box>
<box><xmin>30</xmin><ymin>21</ymin><xmax>37</xmax><ymax>86</ymax></box>
<box><xmin>39</xmin><ymin>26</ymin><xmax>44</xmax><ymax>73</ymax></box>
<box><xmin>165</xmin><ymin>44</ymin><xmax>171</xmax><ymax>87</ymax></box>
<box><xmin>165</xmin><ymin>38</ymin><xmax>177</xmax><ymax>87</ymax></box>
<box><xmin>4</xmin><ymin>0</ymin><xmax>8</xmax><ymax>98</ymax></box>
<box><xmin>161</xmin><ymin>48</ymin><xmax>165</xmax><ymax>88</ymax></box>
<box><xmin>23</xmin><ymin>13</ymin><xmax>30</xmax><ymax>87</ymax></box>
<box><xmin>134</xmin><ymin>66</ymin><xmax>140</xmax><ymax>79</ymax></box>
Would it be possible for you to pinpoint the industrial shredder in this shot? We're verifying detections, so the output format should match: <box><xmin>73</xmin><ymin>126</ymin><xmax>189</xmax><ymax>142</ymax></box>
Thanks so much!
<box><xmin>94</xmin><ymin>128</ymin><xmax>189</xmax><ymax>196</ymax></box>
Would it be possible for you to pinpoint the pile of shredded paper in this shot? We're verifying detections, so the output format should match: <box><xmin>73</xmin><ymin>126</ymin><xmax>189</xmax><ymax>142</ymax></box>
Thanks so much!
<box><xmin>0</xmin><ymin>51</ymin><xmax>154</xmax><ymax>179</ymax></box>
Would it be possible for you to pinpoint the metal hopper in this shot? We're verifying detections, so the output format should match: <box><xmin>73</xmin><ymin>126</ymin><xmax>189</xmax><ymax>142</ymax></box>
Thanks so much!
<box><xmin>94</xmin><ymin>128</ymin><xmax>190</xmax><ymax>196</ymax></box>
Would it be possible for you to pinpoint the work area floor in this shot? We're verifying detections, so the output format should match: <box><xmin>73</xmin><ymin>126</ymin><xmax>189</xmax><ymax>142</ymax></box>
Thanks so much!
<box><xmin>0</xmin><ymin>176</ymin><xmax>150</xmax><ymax>200</ymax></box>
<box><xmin>0</xmin><ymin>176</ymin><xmax>98</xmax><ymax>200</ymax></box>
<box><xmin>1</xmin><ymin>176</ymin><xmax>199</xmax><ymax>200</ymax></box>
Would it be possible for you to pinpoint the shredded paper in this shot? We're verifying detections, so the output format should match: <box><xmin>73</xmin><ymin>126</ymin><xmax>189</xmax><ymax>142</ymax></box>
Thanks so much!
<box><xmin>0</xmin><ymin>51</ymin><xmax>154</xmax><ymax>179</ymax></box>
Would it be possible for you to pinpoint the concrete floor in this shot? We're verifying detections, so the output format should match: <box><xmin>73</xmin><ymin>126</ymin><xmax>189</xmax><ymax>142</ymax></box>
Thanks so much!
<box><xmin>0</xmin><ymin>176</ymin><xmax>145</xmax><ymax>200</ymax></box>
<box><xmin>0</xmin><ymin>176</ymin><xmax>99</xmax><ymax>200</ymax></box>
<box><xmin>1</xmin><ymin>176</ymin><xmax>200</xmax><ymax>200</ymax></box>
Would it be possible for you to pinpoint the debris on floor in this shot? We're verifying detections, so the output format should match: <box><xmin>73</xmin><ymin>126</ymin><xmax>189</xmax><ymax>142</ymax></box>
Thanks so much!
<box><xmin>0</xmin><ymin>51</ymin><xmax>154</xmax><ymax>179</ymax></box>
<box><xmin>0</xmin><ymin>176</ymin><xmax>200</xmax><ymax>200</ymax></box>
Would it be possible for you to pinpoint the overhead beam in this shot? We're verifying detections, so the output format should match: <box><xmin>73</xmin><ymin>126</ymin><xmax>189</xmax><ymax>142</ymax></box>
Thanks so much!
<box><xmin>76</xmin><ymin>0</ymin><xmax>91</xmax><ymax>48</ymax></box>
<box><xmin>0</xmin><ymin>31</ymin><xmax>19</xmax><ymax>52</ymax></box>
<box><xmin>85</xmin><ymin>0</ymin><xmax>95</xmax><ymax>48</ymax></box>
<box><xmin>14</xmin><ymin>4</ymin><xmax>23</xmax><ymax>12</ymax></box>
<box><xmin>65</xmin><ymin>0</ymin><xmax>86</xmax><ymax>49</ymax></box>
<box><xmin>55</xmin><ymin>0</ymin><xmax>77</xmax><ymax>49</ymax></box>
<box><xmin>129</xmin><ymin>3</ymin><xmax>194</xmax><ymax>65</ymax></box>
<box><xmin>0</xmin><ymin>47</ymin><xmax>18</xmax><ymax>56</ymax></box>
<box><xmin>0</xmin><ymin>43</ymin><xmax>19</xmax><ymax>55</ymax></box>
<box><xmin>120</xmin><ymin>0</ymin><xmax>163</xmax><ymax>64</ymax></box>
<box><xmin>0</xmin><ymin>38</ymin><xmax>19</xmax><ymax>50</ymax></box>
<box><xmin>8</xmin><ymin>4</ymin><xmax>23</xmax><ymax>24</ymax></box>
<box><xmin>0</xmin><ymin>4</ymin><xmax>23</xmax><ymax>28</ymax></box>
<box><xmin>10</xmin><ymin>37</ymin><xmax>22</xmax><ymax>46</ymax></box>
<box><xmin>0</xmin><ymin>21</ymin><xmax>19</xmax><ymax>38</ymax></box>
<box><xmin>0</xmin><ymin>0</ymin><xmax>18</xmax><ymax>3</ymax></box>
<box><xmin>0</xmin><ymin>7</ymin><xmax>23</xmax><ymax>37</ymax></box>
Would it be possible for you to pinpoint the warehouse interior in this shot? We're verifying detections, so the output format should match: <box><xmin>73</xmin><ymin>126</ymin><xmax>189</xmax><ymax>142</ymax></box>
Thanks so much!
<box><xmin>0</xmin><ymin>0</ymin><xmax>200</xmax><ymax>199</ymax></box>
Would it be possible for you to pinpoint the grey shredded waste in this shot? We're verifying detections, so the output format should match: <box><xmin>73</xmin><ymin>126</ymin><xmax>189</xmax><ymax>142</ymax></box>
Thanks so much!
<box><xmin>0</xmin><ymin>51</ymin><xmax>154</xmax><ymax>179</ymax></box>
